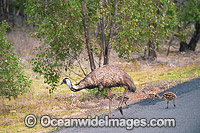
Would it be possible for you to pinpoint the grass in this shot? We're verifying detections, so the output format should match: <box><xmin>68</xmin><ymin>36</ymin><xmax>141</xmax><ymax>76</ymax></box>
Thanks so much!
<box><xmin>129</xmin><ymin>64</ymin><xmax>200</xmax><ymax>88</ymax></box>
<box><xmin>0</xmin><ymin>61</ymin><xmax>200</xmax><ymax>132</ymax></box>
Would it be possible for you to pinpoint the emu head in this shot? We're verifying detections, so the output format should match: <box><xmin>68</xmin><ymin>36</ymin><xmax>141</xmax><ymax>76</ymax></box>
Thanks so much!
<box><xmin>60</xmin><ymin>78</ymin><xmax>79</xmax><ymax>92</ymax></box>
<box><xmin>156</xmin><ymin>94</ymin><xmax>162</xmax><ymax>99</ymax></box>
<box><xmin>61</xmin><ymin>78</ymin><xmax>72</xmax><ymax>88</ymax></box>
<box><xmin>154</xmin><ymin>94</ymin><xmax>159</xmax><ymax>98</ymax></box>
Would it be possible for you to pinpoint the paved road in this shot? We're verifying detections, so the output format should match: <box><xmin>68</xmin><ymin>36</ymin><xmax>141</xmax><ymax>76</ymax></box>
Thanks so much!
<box><xmin>53</xmin><ymin>77</ymin><xmax>200</xmax><ymax>133</ymax></box>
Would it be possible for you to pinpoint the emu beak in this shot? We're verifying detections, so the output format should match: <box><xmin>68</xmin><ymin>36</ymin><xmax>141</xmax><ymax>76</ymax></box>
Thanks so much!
<box><xmin>60</xmin><ymin>81</ymin><xmax>64</xmax><ymax>85</ymax></box>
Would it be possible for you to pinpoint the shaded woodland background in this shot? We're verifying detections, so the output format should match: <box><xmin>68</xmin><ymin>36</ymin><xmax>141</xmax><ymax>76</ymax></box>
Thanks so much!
<box><xmin>0</xmin><ymin>0</ymin><xmax>199</xmax><ymax>65</ymax></box>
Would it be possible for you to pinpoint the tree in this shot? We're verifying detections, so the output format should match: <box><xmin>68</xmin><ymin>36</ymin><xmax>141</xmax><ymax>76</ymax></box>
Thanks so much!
<box><xmin>113</xmin><ymin>0</ymin><xmax>178</xmax><ymax>60</ymax></box>
<box><xmin>0</xmin><ymin>21</ymin><xmax>30</xmax><ymax>100</ymax></box>
<box><xmin>24</xmin><ymin>0</ymin><xmax>177</xmax><ymax>93</ymax></box>
<box><xmin>0</xmin><ymin>0</ymin><xmax>26</xmax><ymax>29</ymax></box>
<box><xmin>178</xmin><ymin>0</ymin><xmax>200</xmax><ymax>51</ymax></box>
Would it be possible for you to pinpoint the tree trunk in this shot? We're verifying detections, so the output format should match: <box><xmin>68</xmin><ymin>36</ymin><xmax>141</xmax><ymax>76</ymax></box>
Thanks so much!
<box><xmin>13</xmin><ymin>0</ymin><xmax>16</xmax><ymax>27</ymax></box>
<box><xmin>81</xmin><ymin>1</ymin><xmax>96</xmax><ymax>71</ymax></box>
<box><xmin>99</xmin><ymin>0</ymin><xmax>105</xmax><ymax>67</ymax></box>
<box><xmin>179</xmin><ymin>41</ymin><xmax>188</xmax><ymax>52</ymax></box>
<box><xmin>3</xmin><ymin>0</ymin><xmax>8</xmax><ymax>22</ymax></box>
<box><xmin>188</xmin><ymin>22</ymin><xmax>200</xmax><ymax>51</ymax></box>
<box><xmin>21</xmin><ymin>0</ymin><xmax>25</xmax><ymax>26</ymax></box>
<box><xmin>104</xmin><ymin>0</ymin><xmax>118</xmax><ymax>65</ymax></box>
<box><xmin>147</xmin><ymin>40</ymin><xmax>157</xmax><ymax>61</ymax></box>
<box><xmin>167</xmin><ymin>36</ymin><xmax>175</xmax><ymax>56</ymax></box>
<box><xmin>0</xmin><ymin>0</ymin><xmax>4</xmax><ymax>21</ymax></box>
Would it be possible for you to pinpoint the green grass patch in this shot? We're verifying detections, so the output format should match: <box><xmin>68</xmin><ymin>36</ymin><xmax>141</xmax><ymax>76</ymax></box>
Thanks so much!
<box><xmin>129</xmin><ymin>64</ymin><xmax>200</xmax><ymax>88</ymax></box>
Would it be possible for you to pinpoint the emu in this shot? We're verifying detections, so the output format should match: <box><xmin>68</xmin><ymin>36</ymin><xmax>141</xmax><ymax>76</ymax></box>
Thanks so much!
<box><xmin>142</xmin><ymin>90</ymin><xmax>158</xmax><ymax>104</ymax></box>
<box><xmin>116</xmin><ymin>96</ymin><xmax>129</xmax><ymax>106</ymax></box>
<box><xmin>61</xmin><ymin>65</ymin><xmax>136</xmax><ymax>118</ymax></box>
<box><xmin>112</xmin><ymin>94</ymin><xmax>129</xmax><ymax>107</ymax></box>
<box><xmin>158</xmin><ymin>92</ymin><xmax>177</xmax><ymax>108</ymax></box>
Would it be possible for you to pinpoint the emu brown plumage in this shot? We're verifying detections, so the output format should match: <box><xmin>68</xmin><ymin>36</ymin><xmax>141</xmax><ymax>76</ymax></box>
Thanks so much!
<box><xmin>116</xmin><ymin>96</ymin><xmax>129</xmax><ymax>106</ymax></box>
<box><xmin>158</xmin><ymin>92</ymin><xmax>177</xmax><ymax>108</ymax></box>
<box><xmin>142</xmin><ymin>90</ymin><xmax>158</xmax><ymax>103</ymax></box>
<box><xmin>113</xmin><ymin>94</ymin><xmax>129</xmax><ymax>106</ymax></box>
<box><xmin>61</xmin><ymin>65</ymin><xmax>136</xmax><ymax>118</ymax></box>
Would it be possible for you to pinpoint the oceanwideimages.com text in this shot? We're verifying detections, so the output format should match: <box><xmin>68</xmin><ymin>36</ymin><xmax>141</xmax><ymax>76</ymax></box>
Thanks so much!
<box><xmin>24</xmin><ymin>114</ymin><xmax>176</xmax><ymax>130</ymax></box>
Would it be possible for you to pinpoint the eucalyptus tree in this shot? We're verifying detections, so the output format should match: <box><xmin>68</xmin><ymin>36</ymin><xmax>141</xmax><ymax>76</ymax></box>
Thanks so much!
<box><xmin>114</xmin><ymin>0</ymin><xmax>178</xmax><ymax>60</ymax></box>
<box><xmin>178</xmin><ymin>0</ymin><xmax>200</xmax><ymax>51</ymax></box>
<box><xmin>24</xmin><ymin>0</ymin><xmax>177</xmax><ymax>93</ymax></box>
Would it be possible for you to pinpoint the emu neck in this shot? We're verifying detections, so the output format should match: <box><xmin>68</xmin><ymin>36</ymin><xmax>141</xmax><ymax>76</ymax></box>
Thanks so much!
<box><xmin>157</xmin><ymin>95</ymin><xmax>162</xmax><ymax>99</ymax></box>
<box><xmin>143</xmin><ymin>91</ymin><xmax>149</xmax><ymax>96</ymax></box>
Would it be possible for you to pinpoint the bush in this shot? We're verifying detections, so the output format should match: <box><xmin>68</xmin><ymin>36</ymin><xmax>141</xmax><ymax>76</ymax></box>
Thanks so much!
<box><xmin>0</xmin><ymin>21</ymin><xmax>31</xmax><ymax>100</ymax></box>
<box><xmin>87</xmin><ymin>88</ymin><xmax>108</xmax><ymax>98</ymax></box>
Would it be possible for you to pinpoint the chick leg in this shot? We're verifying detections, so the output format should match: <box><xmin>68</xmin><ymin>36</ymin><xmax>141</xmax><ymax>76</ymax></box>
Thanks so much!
<box><xmin>173</xmin><ymin>99</ymin><xmax>176</xmax><ymax>107</ymax></box>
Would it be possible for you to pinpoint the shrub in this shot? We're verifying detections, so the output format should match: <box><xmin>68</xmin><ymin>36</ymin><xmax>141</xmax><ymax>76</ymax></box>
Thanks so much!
<box><xmin>0</xmin><ymin>21</ymin><xmax>31</xmax><ymax>100</ymax></box>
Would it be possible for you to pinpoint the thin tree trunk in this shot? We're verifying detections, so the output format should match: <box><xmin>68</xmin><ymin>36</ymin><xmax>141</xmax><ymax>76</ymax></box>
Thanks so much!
<box><xmin>167</xmin><ymin>36</ymin><xmax>175</xmax><ymax>56</ymax></box>
<box><xmin>74</xmin><ymin>55</ymin><xmax>86</xmax><ymax>76</ymax></box>
<box><xmin>3</xmin><ymin>0</ymin><xmax>8</xmax><ymax>22</ymax></box>
<box><xmin>13</xmin><ymin>0</ymin><xmax>16</xmax><ymax>27</ymax></box>
<box><xmin>188</xmin><ymin>22</ymin><xmax>200</xmax><ymax>51</ymax></box>
<box><xmin>99</xmin><ymin>0</ymin><xmax>105</xmax><ymax>67</ymax></box>
<box><xmin>16</xmin><ymin>0</ymin><xmax>23</xmax><ymax>16</ymax></box>
<box><xmin>81</xmin><ymin>1</ymin><xmax>96</xmax><ymax>71</ymax></box>
<box><xmin>0</xmin><ymin>0</ymin><xmax>4</xmax><ymax>21</ymax></box>
<box><xmin>104</xmin><ymin>0</ymin><xmax>118</xmax><ymax>65</ymax></box>
<box><xmin>147</xmin><ymin>40</ymin><xmax>157</xmax><ymax>61</ymax></box>
<box><xmin>21</xmin><ymin>0</ymin><xmax>25</xmax><ymax>26</ymax></box>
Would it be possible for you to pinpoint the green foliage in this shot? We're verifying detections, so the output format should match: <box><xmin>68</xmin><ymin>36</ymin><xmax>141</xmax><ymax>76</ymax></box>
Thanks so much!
<box><xmin>0</xmin><ymin>21</ymin><xmax>31</xmax><ymax>100</ymax></box>
<box><xmin>174</xmin><ymin>25</ymin><xmax>194</xmax><ymax>42</ymax></box>
<box><xmin>25</xmin><ymin>0</ymin><xmax>178</xmax><ymax>94</ymax></box>
<box><xmin>110</xmin><ymin>1</ymin><xmax>178</xmax><ymax>60</ymax></box>
<box><xmin>180</xmin><ymin>0</ymin><xmax>200</xmax><ymax>23</ymax></box>
<box><xmin>113</xmin><ymin>0</ymin><xmax>178</xmax><ymax>60</ymax></box>
<box><xmin>87</xmin><ymin>88</ymin><xmax>108</xmax><ymax>98</ymax></box>
<box><xmin>175</xmin><ymin>0</ymin><xmax>200</xmax><ymax>42</ymax></box>
<box><xmin>25</xmin><ymin>0</ymin><xmax>84</xmax><ymax>93</ymax></box>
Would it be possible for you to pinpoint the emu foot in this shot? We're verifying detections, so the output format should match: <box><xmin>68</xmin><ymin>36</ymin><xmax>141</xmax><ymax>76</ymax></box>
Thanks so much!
<box><xmin>118</xmin><ymin>107</ymin><xmax>123</xmax><ymax>115</ymax></box>
<box><xmin>108</xmin><ymin>113</ymin><xmax>111</xmax><ymax>118</ymax></box>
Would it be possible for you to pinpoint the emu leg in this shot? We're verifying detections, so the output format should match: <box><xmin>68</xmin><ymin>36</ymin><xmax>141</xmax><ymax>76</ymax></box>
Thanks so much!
<box><xmin>106</xmin><ymin>88</ymin><xmax>112</xmax><ymax>118</ymax></box>
<box><xmin>118</xmin><ymin>87</ymin><xmax>127</xmax><ymax>115</ymax></box>
<box><xmin>153</xmin><ymin>100</ymin><xmax>155</xmax><ymax>105</ymax></box>
<box><xmin>165</xmin><ymin>101</ymin><xmax>169</xmax><ymax>109</ymax></box>
<box><xmin>124</xmin><ymin>102</ymin><xmax>129</xmax><ymax>108</ymax></box>
<box><xmin>124</xmin><ymin>102</ymin><xmax>127</xmax><ymax>106</ymax></box>
<box><xmin>173</xmin><ymin>99</ymin><xmax>176</xmax><ymax>107</ymax></box>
